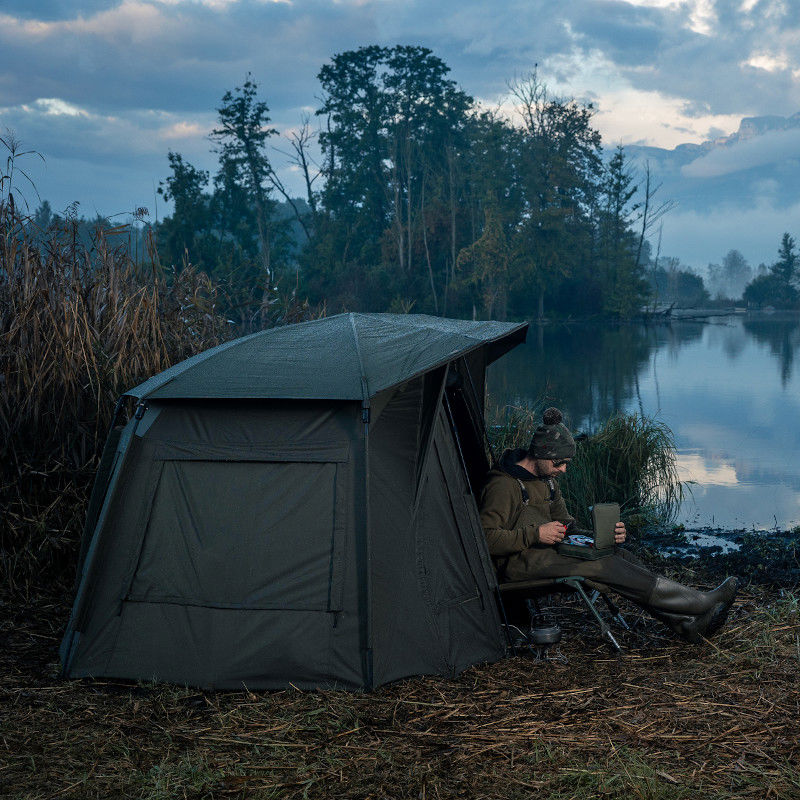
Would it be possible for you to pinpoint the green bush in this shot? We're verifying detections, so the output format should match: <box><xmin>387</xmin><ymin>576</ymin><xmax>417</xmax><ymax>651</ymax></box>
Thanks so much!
<box><xmin>562</xmin><ymin>413</ymin><xmax>683</xmax><ymax>528</ymax></box>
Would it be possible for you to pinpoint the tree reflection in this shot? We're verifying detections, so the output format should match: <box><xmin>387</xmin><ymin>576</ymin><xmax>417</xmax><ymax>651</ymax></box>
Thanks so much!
<box><xmin>743</xmin><ymin>316</ymin><xmax>800</xmax><ymax>386</ymax></box>
<box><xmin>488</xmin><ymin>321</ymin><xmax>703</xmax><ymax>431</ymax></box>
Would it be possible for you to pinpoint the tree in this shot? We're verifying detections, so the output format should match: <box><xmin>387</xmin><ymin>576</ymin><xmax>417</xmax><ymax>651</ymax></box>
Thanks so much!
<box><xmin>210</xmin><ymin>75</ymin><xmax>279</xmax><ymax>281</ymax></box>
<box><xmin>649</xmin><ymin>258</ymin><xmax>710</xmax><ymax>307</ymax></box>
<box><xmin>309</xmin><ymin>45</ymin><xmax>474</xmax><ymax>312</ymax></box>
<box><xmin>508</xmin><ymin>71</ymin><xmax>603</xmax><ymax>320</ymax></box>
<box><xmin>743</xmin><ymin>273</ymin><xmax>791</xmax><ymax>308</ymax></box>
<box><xmin>450</xmin><ymin>111</ymin><xmax>522</xmax><ymax>316</ymax></box>
<box><xmin>455</xmin><ymin>204</ymin><xmax>510</xmax><ymax>319</ymax></box>
<box><xmin>597</xmin><ymin>146</ymin><xmax>648</xmax><ymax>317</ymax></box>
<box><xmin>772</xmin><ymin>233</ymin><xmax>798</xmax><ymax>286</ymax></box>
<box><xmin>743</xmin><ymin>233</ymin><xmax>798</xmax><ymax>308</ymax></box>
<box><xmin>157</xmin><ymin>152</ymin><xmax>211</xmax><ymax>268</ymax></box>
<box><xmin>707</xmin><ymin>249</ymin><xmax>751</xmax><ymax>300</ymax></box>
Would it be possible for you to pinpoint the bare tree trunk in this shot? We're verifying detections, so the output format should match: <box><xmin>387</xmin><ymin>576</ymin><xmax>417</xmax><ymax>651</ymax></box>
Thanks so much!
<box><xmin>635</xmin><ymin>162</ymin><xmax>651</xmax><ymax>270</ymax></box>
<box><xmin>266</xmin><ymin>168</ymin><xmax>312</xmax><ymax>242</ymax></box>
<box><xmin>291</xmin><ymin>115</ymin><xmax>319</xmax><ymax>218</ymax></box>
<box><xmin>405</xmin><ymin>136</ymin><xmax>413</xmax><ymax>277</ymax></box>
<box><xmin>391</xmin><ymin>137</ymin><xmax>404</xmax><ymax>272</ymax></box>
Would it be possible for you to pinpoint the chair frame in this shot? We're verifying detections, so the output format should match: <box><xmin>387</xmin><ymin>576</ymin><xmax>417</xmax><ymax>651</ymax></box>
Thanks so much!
<box><xmin>495</xmin><ymin>576</ymin><xmax>629</xmax><ymax>653</ymax></box>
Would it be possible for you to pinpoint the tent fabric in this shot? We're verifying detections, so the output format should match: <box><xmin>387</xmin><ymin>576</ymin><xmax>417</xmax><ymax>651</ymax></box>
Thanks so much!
<box><xmin>61</xmin><ymin>313</ymin><xmax>528</xmax><ymax>690</ymax></box>
<box><xmin>127</xmin><ymin>313</ymin><xmax>527</xmax><ymax>401</ymax></box>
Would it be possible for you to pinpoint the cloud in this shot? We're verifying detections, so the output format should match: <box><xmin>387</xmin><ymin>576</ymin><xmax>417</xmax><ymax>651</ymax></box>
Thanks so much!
<box><xmin>0</xmin><ymin>2</ymin><xmax>373</xmax><ymax>113</ymax></box>
<box><xmin>2</xmin><ymin>0</ymin><xmax>799</xmax><ymax>217</ymax></box>
<box><xmin>32</xmin><ymin>98</ymin><xmax>89</xmax><ymax>117</ymax></box>
<box><xmin>682</xmin><ymin>128</ymin><xmax>800</xmax><ymax>177</ymax></box>
<box><xmin>0</xmin><ymin>99</ymin><xmax>216</xmax><ymax>162</ymax></box>
<box><xmin>658</xmin><ymin>198</ymin><xmax>800</xmax><ymax>268</ymax></box>
<box><xmin>590</xmin><ymin>84</ymin><xmax>744</xmax><ymax>148</ymax></box>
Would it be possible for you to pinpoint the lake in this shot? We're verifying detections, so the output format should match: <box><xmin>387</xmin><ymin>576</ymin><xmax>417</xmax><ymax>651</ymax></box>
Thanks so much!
<box><xmin>486</xmin><ymin>313</ymin><xmax>800</xmax><ymax>531</ymax></box>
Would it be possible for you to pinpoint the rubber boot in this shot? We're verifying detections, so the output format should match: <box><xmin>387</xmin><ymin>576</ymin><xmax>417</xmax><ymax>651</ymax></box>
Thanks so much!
<box><xmin>646</xmin><ymin>576</ymin><xmax>738</xmax><ymax>643</ymax></box>
<box><xmin>649</xmin><ymin>603</ymin><xmax>730</xmax><ymax>644</ymax></box>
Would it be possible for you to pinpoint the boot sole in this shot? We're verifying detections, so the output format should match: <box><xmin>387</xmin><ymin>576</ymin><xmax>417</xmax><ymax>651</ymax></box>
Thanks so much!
<box><xmin>705</xmin><ymin>599</ymin><xmax>734</xmax><ymax>638</ymax></box>
<box><xmin>682</xmin><ymin>602</ymin><xmax>727</xmax><ymax>643</ymax></box>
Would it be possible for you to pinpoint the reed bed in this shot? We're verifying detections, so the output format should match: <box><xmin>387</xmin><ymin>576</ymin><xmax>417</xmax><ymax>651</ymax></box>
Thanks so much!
<box><xmin>2</xmin><ymin>580</ymin><xmax>798</xmax><ymax>799</ymax></box>
<box><xmin>562</xmin><ymin>414</ymin><xmax>684</xmax><ymax>528</ymax></box>
<box><xmin>0</xmin><ymin>201</ymin><xmax>317</xmax><ymax>592</ymax></box>
<box><xmin>0</xmin><ymin>203</ymin><xmax>230</xmax><ymax>591</ymax></box>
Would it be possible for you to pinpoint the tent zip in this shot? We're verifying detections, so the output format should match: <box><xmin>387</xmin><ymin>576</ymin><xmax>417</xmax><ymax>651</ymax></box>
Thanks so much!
<box><xmin>349</xmin><ymin>314</ymin><xmax>374</xmax><ymax>689</ymax></box>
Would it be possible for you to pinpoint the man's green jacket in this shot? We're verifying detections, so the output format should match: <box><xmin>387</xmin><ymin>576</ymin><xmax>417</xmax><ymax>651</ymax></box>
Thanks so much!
<box><xmin>479</xmin><ymin>448</ymin><xmax>574</xmax><ymax>557</ymax></box>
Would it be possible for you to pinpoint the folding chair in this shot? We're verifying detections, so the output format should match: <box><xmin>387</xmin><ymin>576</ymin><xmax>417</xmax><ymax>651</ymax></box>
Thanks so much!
<box><xmin>496</xmin><ymin>576</ymin><xmax>629</xmax><ymax>653</ymax></box>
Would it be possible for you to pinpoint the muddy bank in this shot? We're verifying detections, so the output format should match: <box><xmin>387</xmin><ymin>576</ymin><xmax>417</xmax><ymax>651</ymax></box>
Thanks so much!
<box><xmin>634</xmin><ymin>526</ymin><xmax>800</xmax><ymax>589</ymax></box>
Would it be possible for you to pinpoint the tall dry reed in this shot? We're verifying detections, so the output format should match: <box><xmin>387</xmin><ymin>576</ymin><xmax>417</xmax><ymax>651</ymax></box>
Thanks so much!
<box><xmin>0</xmin><ymin>203</ymin><xmax>233</xmax><ymax>589</ymax></box>
<box><xmin>1</xmin><ymin>194</ymin><xmax>325</xmax><ymax>592</ymax></box>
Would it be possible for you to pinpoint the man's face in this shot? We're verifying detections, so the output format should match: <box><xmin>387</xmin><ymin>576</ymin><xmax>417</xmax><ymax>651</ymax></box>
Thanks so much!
<box><xmin>535</xmin><ymin>458</ymin><xmax>570</xmax><ymax>477</ymax></box>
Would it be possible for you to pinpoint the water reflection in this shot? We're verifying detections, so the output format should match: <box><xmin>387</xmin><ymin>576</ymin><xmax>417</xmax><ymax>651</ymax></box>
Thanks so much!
<box><xmin>743</xmin><ymin>316</ymin><xmax>800</xmax><ymax>386</ymax></box>
<box><xmin>487</xmin><ymin>314</ymin><xmax>800</xmax><ymax>530</ymax></box>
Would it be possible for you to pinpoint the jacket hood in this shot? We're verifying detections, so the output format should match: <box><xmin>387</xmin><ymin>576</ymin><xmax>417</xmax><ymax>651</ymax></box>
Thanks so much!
<box><xmin>496</xmin><ymin>448</ymin><xmax>537</xmax><ymax>481</ymax></box>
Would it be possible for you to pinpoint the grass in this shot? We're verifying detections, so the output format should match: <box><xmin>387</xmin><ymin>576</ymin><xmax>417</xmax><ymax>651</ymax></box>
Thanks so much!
<box><xmin>562</xmin><ymin>413</ymin><xmax>684</xmax><ymax>528</ymax></box>
<box><xmin>2</xmin><ymin>579</ymin><xmax>798</xmax><ymax>799</ymax></box>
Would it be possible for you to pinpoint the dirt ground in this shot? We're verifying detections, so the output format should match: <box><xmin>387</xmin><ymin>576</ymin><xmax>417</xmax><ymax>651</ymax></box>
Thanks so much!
<box><xmin>2</xmin><ymin>575</ymin><xmax>799</xmax><ymax>800</ymax></box>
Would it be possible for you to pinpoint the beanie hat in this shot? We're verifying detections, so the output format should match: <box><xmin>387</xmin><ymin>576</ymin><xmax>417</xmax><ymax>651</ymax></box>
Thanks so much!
<box><xmin>528</xmin><ymin>407</ymin><xmax>576</xmax><ymax>460</ymax></box>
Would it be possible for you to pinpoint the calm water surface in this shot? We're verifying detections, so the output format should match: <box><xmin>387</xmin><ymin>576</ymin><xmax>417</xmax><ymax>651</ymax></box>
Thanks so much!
<box><xmin>487</xmin><ymin>314</ymin><xmax>800</xmax><ymax>530</ymax></box>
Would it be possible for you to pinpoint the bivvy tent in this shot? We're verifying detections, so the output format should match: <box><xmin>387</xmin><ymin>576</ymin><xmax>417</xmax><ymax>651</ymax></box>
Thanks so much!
<box><xmin>60</xmin><ymin>313</ymin><xmax>528</xmax><ymax>689</ymax></box>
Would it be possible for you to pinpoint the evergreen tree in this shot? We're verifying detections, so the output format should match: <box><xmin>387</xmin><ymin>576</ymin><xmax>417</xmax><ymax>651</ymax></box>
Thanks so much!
<box><xmin>156</xmin><ymin>152</ymin><xmax>211</xmax><ymax>268</ymax></box>
<box><xmin>597</xmin><ymin>147</ymin><xmax>648</xmax><ymax>317</ymax></box>
<box><xmin>743</xmin><ymin>232</ymin><xmax>798</xmax><ymax>308</ymax></box>
<box><xmin>210</xmin><ymin>75</ymin><xmax>281</xmax><ymax>281</ymax></box>
<box><xmin>772</xmin><ymin>233</ymin><xmax>798</xmax><ymax>286</ymax></box>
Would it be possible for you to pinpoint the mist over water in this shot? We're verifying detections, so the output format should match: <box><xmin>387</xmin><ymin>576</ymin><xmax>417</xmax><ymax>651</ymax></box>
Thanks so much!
<box><xmin>487</xmin><ymin>314</ymin><xmax>800</xmax><ymax>531</ymax></box>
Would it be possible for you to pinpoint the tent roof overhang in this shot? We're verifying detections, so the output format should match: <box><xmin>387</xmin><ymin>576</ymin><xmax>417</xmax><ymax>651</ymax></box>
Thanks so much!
<box><xmin>126</xmin><ymin>313</ymin><xmax>529</xmax><ymax>402</ymax></box>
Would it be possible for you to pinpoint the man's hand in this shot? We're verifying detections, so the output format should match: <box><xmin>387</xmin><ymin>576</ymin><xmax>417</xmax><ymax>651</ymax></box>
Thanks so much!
<box><xmin>614</xmin><ymin>521</ymin><xmax>626</xmax><ymax>544</ymax></box>
<box><xmin>539</xmin><ymin>521</ymin><xmax>567</xmax><ymax>545</ymax></box>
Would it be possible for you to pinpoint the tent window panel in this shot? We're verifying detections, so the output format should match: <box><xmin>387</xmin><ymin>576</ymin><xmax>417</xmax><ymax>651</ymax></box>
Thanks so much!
<box><xmin>129</xmin><ymin>460</ymin><xmax>342</xmax><ymax>611</ymax></box>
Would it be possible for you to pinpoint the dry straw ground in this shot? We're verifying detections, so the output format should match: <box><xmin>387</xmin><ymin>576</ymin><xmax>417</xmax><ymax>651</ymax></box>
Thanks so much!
<box><xmin>2</xmin><ymin>581</ymin><xmax>798</xmax><ymax>800</ymax></box>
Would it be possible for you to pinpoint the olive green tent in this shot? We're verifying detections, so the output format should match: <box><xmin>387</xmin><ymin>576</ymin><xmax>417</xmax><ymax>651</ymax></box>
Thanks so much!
<box><xmin>60</xmin><ymin>313</ymin><xmax>528</xmax><ymax>689</ymax></box>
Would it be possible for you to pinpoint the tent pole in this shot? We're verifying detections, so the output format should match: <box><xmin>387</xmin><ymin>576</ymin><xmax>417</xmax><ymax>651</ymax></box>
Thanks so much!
<box><xmin>61</xmin><ymin>399</ymin><xmax>147</xmax><ymax>674</ymax></box>
<box><xmin>361</xmin><ymin>398</ymin><xmax>374</xmax><ymax>689</ymax></box>
<box><xmin>443</xmin><ymin>392</ymin><xmax>473</xmax><ymax>497</ymax></box>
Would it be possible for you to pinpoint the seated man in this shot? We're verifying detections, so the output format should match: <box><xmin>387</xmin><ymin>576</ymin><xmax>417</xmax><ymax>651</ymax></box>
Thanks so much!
<box><xmin>479</xmin><ymin>407</ymin><xmax>737</xmax><ymax>643</ymax></box>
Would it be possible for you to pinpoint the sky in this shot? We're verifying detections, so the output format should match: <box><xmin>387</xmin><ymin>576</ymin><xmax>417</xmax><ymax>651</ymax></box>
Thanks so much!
<box><xmin>1</xmin><ymin>0</ymin><xmax>799</xmax><ymax>268</ymax></box>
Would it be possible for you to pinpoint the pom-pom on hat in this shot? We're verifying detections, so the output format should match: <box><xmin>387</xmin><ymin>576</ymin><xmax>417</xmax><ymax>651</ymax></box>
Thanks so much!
<box><xmin>528</xmin><ymin>407</ymin><xmax>576</xmax><ymax>460</ymax></box>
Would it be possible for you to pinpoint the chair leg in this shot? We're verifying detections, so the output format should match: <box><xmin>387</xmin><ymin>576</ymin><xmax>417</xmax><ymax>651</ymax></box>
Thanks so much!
<box><xmin>559</xmin><ymin>578</ymin><xmax>623</xmax><ymax>652</ymax></box>
<box><xmin>600</xmin><ymin>592</ymin><xmax>630</xmax><ymax>631</ymax></box>
<box><xmin>495</xmin><ymin>586</ymin><xmax>518</xmax><ymax>656</ymax></box>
